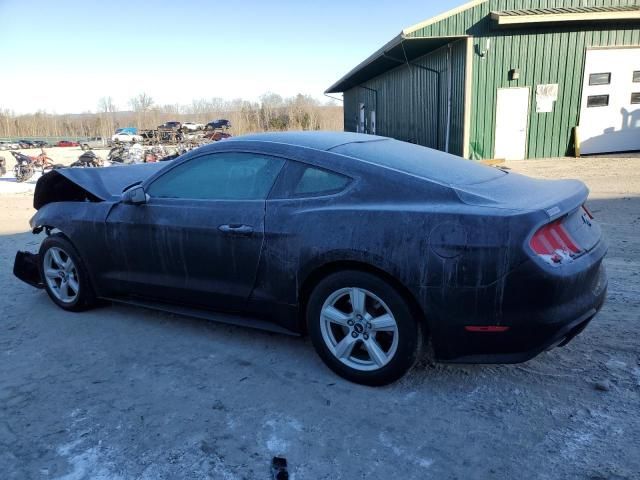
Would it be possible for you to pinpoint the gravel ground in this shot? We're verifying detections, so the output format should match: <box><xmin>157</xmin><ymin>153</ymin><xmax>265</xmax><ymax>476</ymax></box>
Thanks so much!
<box><xmin>0</xmin><ymin>155</ymin><xmax>639</xmax><ymax>479</ymax></box>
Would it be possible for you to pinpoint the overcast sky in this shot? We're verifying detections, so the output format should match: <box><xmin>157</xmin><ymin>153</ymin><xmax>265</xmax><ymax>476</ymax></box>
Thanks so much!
<box><xmin>0</xmin><ymin>0</ymin><xmax>460</xmax><ymax>114</ymax></box>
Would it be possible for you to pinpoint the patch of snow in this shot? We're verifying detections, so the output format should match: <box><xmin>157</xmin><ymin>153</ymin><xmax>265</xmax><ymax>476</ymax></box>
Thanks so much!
<box><xmin>54</xmin><ymin>446</ymin><xmax>121</xmax><ymax>480</ymax></box>
<box><xmin>266</xmin><ymin>434</ymin><xmax>289</xmax><ymax>454</ymax></box>
<box><xmin>605</xmin><ymin>358</ymin><xmax>627</xmax><ymax>370</ymax></box>
<box><xmin>261</xmin><ymin>414</ymin><xmax>303</xmax><ymax>455</ymax></box>
<box><xmin>0</xmin><ymin>172</ymin><xmax>41</xmax><ymax>195</ymax></box>
<box><xmin>378</xmin><ymin>433</ymin><xmax>433</xmax><ymax>469</ymax></box>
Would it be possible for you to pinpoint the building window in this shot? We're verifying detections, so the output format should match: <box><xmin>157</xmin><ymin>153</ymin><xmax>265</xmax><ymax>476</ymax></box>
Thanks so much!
<box><xmin>587</xmin><ymin>95</ymin><xmax>609</xmax><ymax>108</ymax></box>
<box><xmin>589</xmin><ymin>73</ymin><xmax>611</xmax><ymax>86</ymax></box>
<box><xmin>631</xmin><ymin>93</ymin><xmax>640</xmax><ymax>104</ymax></box>
<box><xmin>633</xmin><ymin>71</ymin><xmax>640</xmax><ymax>83</ymax></box>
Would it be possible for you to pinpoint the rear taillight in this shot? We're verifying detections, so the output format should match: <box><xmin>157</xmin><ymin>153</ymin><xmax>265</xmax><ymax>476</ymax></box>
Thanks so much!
<box><xmin>530</xmin><ymin>206</ymin><xmax>592</xmax><ymax>266</ymax></box>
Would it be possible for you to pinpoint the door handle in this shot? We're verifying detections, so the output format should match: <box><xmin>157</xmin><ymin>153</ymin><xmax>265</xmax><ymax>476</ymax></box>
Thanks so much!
<box><xmin>218</xmin><ymin>224</ymin><xmax>254</xmax><ymax>235</ymax></box>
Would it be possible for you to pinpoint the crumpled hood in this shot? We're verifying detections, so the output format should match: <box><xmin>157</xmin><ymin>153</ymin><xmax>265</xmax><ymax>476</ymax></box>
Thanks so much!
<box><xmin>33</xmin><ymin>163</ymin><xmax>166</xmax><ymax>209</ymax></box>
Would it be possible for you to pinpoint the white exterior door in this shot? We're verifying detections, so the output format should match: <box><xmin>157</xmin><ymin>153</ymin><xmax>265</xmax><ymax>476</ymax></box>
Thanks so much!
<box><xmin>579</xmin><ymin>47</ymin><xmax>640</xmax><ymax>155</ymax></box>
<box><xmin>494</xmin><ymin>87</ymin><xmax>530</xmax><ymax>160</ymax></box>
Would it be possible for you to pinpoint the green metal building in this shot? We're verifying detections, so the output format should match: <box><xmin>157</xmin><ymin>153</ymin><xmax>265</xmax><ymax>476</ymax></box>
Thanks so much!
<box><xmin>326</xmin><ymin>0</ymin><xmax>640</xmax><ymax>159</ymax></box>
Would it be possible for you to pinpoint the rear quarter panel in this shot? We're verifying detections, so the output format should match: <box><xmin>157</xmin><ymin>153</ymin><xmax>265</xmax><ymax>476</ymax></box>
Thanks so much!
<box><xmin>254</xmin><ymin>165</ymin><xmax>538</xmax><ymax>333</ymax></box>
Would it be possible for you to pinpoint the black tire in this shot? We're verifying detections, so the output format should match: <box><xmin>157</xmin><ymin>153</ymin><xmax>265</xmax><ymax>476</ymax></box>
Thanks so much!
<box><xmin>307</xmin><ymin>270</ymin><xmax>422</xmax><ymax>386</ymax></box>
<box><xmin>39</xmin><ymin>234</ymin><xmax>96</xmax><ymax>312</ymax></box>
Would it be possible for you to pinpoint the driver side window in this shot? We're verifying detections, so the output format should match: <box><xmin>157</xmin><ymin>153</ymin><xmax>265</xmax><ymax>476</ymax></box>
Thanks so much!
<box><xmin>147</xmin><ymin>153</ymin><xmax>285</xmax><ymax>200</ymax></box>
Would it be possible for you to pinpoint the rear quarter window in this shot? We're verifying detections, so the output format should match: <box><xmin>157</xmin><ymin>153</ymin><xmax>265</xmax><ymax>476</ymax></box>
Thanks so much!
<box><xmin>270</xmin><ymin>162</ymin><xmax>351</xmax><ymax>199</ymax></box>
<box><xmin>294</xmin><ymin>167</ymin><xmax>350</xmax><ymax>195</ymax></box>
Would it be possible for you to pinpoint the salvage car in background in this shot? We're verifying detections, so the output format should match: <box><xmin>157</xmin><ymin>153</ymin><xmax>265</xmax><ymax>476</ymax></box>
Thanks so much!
<box><xmin>0</xmin><ymin>141</ymin><xmax>21</xmax><ymax>150</ymax></box>
<box><xmin>56</xmin><ymin>140</ymin><xmax>79</xmax><ymax>147</ymax></box>
<box><xmin>181</xmin><ymin>122</ymin><xmax>204</xmax><ymax>132</ymax></box>
<box><xmin>158</xmin><ymin>121</ymin><xmax>182</xmax><ymax>132</ymax></box>
<box><xmin>205</xmin><ymin>119</ymin><xmax>231</xmax><ymax>130</ymax></box>
<box><xmin>111</xmin><ymin>132</ymin><xmax>143</xmax><ymax>143</ymax></box>
<box><xmin>13</xmin><ymin>132</ymin><xmax>607</xmax><ymax>385</ymax></box>
<box><xmin>81</xmin><ymin>137</ymin><xmax>107</xmax><ymax>150</ymax></box>
<box><xmin>204</xmin><ymin>131</ymin><xmax>231</xmax><ymax>142</ymax></box>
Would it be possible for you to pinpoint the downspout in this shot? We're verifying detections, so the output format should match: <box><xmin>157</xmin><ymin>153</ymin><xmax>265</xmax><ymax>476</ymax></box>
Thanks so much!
<box><xmin>383</xmin><ymin>44</ymin><xmax>442</xmax><ymax>149</ymax></box>
<box><xmin>358</xmin><ymin>85</ymin><xmax>378</xmax><ymax>134</ymax></box>
<box><xmin>445</xmin><ymin>43</ymin><xmax>453</xmax><ymax>153</ymax></box>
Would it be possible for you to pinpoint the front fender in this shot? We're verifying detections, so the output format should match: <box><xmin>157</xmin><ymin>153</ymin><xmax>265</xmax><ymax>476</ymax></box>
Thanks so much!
<box><xmin>30</xmin><ymin>201</ymin><xmax>111</xmax><ymax>237</ymax></box>
<box><xmin>29</xmin><ymin>202</ymin><xmax>115</xmax><ymax>296</ymax></box>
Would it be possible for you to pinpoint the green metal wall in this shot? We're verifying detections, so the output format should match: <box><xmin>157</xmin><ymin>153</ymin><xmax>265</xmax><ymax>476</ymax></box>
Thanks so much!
<box><xmin>343</xmin><ymin>40</ymin><xmax>467</xmax><ymax>155</ymax></box>
<box><xmin>407</xmin><ymin>0</ymin><xmax>640</xmax><ymax>158</ymax></box>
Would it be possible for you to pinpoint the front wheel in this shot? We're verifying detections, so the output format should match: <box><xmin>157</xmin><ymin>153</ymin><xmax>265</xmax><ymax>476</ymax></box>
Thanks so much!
<box><xmin>39</xmin><ymin>234</ymin><xmax>96</xmax><ymax>311</ymax></box>
<box><xmin>307</xmin><ymin>270</ymin><xmax>422</xmax><ymax>386</ymax></box>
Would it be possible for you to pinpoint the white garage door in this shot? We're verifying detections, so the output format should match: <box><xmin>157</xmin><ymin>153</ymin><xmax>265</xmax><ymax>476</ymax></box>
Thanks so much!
<box><xmin>579</xmin><ymin>47</ymin><xmax>640</xmax><ymax>155</ymax></box>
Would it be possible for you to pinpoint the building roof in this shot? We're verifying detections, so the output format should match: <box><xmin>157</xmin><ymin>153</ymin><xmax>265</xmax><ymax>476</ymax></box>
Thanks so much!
<box><xmin>324</xmin><ymin>35</ymin><xmax>464</xmax><ymax>94</ymax></box>
<box><xmin>491</xmin><ymin>5</ymin><xmax>640</xmax><ymax>25</ymax></box>
<box><xmin>325</xmin><ymin>0</ymin><xmax>482</xmax><ymax>94</ymax></box>
<box><xmin>326</xmin><ymin>0</ymin><xmax>640</xmax><ymax>94</ymax></box>
<box><xmin>402</xmin><ymin>0</ymin><xmax>487</xmax><ymax>36</ymax></box>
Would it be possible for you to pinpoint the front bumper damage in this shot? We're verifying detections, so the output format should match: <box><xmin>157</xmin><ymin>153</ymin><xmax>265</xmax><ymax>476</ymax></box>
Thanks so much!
<box><xmin>14</xmin><ymin>251</ymin><xmax>43</xmax><ymax>289</ymax></box>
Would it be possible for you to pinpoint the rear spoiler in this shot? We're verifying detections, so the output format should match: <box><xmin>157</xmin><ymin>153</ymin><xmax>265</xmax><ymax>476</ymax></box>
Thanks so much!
<box><xmin>454</xmin><ymin>173</ymin><xmax>588</xmax><ymax>221</ymax></box>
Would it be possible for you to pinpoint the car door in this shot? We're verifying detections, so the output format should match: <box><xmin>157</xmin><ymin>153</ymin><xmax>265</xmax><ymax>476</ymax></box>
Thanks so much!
<box><xmin>103</xmin><ymin>151</ymin><xmax>285</xmax><ymax>311</ymax></box>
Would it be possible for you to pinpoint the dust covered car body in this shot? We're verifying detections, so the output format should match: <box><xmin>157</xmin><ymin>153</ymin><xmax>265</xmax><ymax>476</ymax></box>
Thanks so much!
<box><xmin>14</xmin><ymin>132</ymin><xmax>607</xmax><ymax>385</ymax></box>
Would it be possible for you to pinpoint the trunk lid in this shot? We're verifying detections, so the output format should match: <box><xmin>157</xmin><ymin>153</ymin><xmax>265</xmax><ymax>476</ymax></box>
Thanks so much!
<box><xmin>453</xmin><ymin>171</ymin><xmax>588</xmax><ymax>220</ymax></box>
<box><xmin>453</xmin><ymin>171</ymin><xmax>602</xmax><ymax>267</ymax></box>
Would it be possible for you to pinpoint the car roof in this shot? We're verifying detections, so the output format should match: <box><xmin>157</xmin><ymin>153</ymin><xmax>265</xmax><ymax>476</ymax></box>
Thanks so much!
<box><xmin>227</xmin><ymin>132</ymin><xmax>505</xmax><ymax>186</ymax></box>
<box><xmin>228</xmin><ymin>131</ymin><xmax>387</xmax><ymax>151</ymax></box>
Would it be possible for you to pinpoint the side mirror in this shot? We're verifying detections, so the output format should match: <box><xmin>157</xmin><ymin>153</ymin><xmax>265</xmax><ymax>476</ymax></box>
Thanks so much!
<box><xmin>122</xmin><ymin>185</ymin><xmax>147</xmax><ymax>205</ymax></box>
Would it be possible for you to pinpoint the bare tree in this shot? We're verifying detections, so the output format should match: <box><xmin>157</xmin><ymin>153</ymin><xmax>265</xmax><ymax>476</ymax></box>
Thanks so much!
<box><xmin>129</xmin><ymin>93</ymin><xmax>154</xmax><ymax>128</ymax></box>
<box><xmin>98</xmin><ymin>96</ymin><xmax>117</xmax><ymax>113</ymax></box>
<box><xmin>128</xmin><ymin>93</ymin><xmax>154</xmax><ymax>112</ymax></box>
<box><xmin>97</xmin><ymin>97</ymin><xmax>118</xmax><ymax>137</ymax></box>
<box><xmin>0</xmin><ymin>93</ymin><xmax>344</xmax><ymax>139</ymax></box>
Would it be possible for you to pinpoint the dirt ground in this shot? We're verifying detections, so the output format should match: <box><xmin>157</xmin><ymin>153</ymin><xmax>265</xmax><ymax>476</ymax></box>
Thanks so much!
<box><xmin>0</xmin><ymin>155</ymin><xmax>639</xmax><ymax>479</ymax></box>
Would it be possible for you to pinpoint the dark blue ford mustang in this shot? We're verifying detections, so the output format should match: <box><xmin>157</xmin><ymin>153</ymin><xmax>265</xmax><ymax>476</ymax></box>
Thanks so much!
<box><xmin>14</xmin><ymin>132</ymin><xmax>607</xmax><ymax>385</ymax></box>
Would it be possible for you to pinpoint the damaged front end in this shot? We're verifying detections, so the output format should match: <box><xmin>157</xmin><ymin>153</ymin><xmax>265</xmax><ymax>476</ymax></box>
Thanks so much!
<box><xmin>14</xmin><ymin>251</ymin><xmax>44</xmax><ymax>288</ymax></box>
<box><xmin>14</xmin><ymin>163</ymin><xmax>167</xmax><ymax>290</ymax></box>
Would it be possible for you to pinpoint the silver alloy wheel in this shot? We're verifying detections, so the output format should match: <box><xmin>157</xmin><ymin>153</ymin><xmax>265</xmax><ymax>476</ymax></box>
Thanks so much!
<box><xmin>319</xmin><ymin>287</ymin><xmax>399</xmax><ymax>371</ymax></box>
<box><xmin>43</xmin><ymin>247</ymin><xmax>80</xmax><ymax>304</ymax></box>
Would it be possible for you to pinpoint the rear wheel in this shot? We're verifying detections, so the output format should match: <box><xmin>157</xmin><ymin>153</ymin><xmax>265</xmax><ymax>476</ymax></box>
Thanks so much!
<box><xmin>307</xmin><ymin>270</ymin><xmax>422</xmax><ymax>386</ymax></box>
<box><xmin>39</xmin><ymin>235</ymin><xmax>95</xmax><ymax>311</ymax></box>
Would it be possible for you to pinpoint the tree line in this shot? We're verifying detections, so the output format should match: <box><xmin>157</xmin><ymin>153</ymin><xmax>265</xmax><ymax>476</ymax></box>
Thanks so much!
<box><xmin>0</xmin><ymin>93</ymin><xmax>343</xmax><ymax>139</ymax></box>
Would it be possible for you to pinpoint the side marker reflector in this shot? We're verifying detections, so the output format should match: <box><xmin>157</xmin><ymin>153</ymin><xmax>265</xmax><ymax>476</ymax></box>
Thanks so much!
<box><xmin>464</xmin><ymin>326</ymin><xmax>510</xmax><ymax>332</ymax></box>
